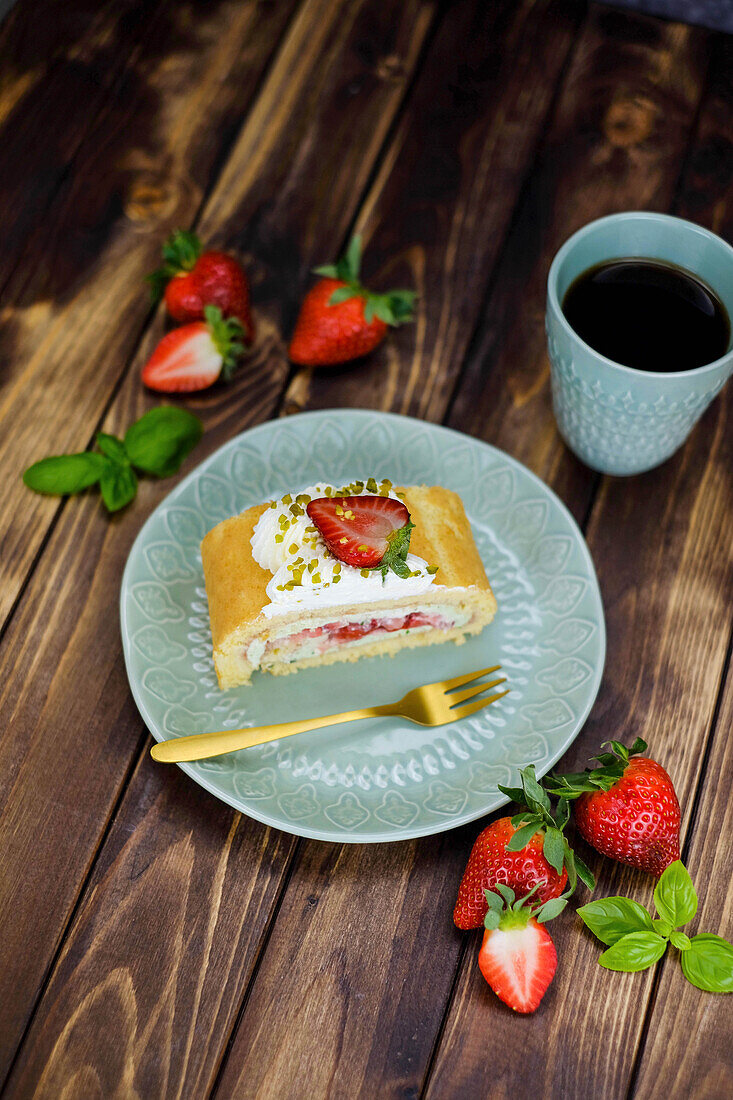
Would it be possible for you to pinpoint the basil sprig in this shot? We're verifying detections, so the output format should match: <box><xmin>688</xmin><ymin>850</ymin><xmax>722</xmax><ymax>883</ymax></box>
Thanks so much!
<box><xmin>578</xmin><ymin>861</ymin><xmax>733</xmax><ymax>993</ymax></box>
<box><xmin>23</xmin><ymin>406</ymin><xmax>203</xmax><ymax>513</ymax></box>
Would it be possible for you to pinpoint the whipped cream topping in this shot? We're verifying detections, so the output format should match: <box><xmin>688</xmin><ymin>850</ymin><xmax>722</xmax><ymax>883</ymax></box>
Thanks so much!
<box><xmin>250</xmin><ymin>479</ymin><xmax>437</xmax><ymax>618</ymax></box>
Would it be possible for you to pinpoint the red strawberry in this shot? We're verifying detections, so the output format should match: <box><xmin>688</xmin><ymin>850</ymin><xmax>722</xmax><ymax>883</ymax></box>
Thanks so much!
<box><xmin>288</xmin><ymin>235</ymin><xmax>415</xmax><ymax>366</ymax></box>
<box><xmin>148</xmin><ymin>230</ymin><xmax>255</xmax><ymax>344</ymax></box>
<box><xmin>454</xmin><ymin>765</ymin><xmax>594</xmax><ymax>930</ymax></box>
<box><xmin>306</xmin><ymin>494</ymin><xmax>415</xmax><ymax>577</ymax></box>
<box><xmin>546</xmin><ymin>739</ymin><xmax>680</xmax><ymax>876</ymax></box>
<box><xmin>141</xmin><ymin>306</ymin><xmax>245</xmax><ymax>393</ymax></box>
<box><xmin>478</xmin><ymin>886</ymin><xmax>559</xmax><ymax>1014</ymax></box>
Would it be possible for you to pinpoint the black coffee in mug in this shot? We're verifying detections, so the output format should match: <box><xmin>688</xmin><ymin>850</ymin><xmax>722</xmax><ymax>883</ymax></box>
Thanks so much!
<box><xmin>561</xmin><ymin>258</ymin><xmax>730</xmax><ymax>372</ymax></box>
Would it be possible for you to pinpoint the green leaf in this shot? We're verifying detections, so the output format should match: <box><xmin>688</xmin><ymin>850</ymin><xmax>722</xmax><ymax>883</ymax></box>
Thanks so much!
<box><xmin>654</xmin><ymin>861</ymin><xmax>697</xmax><ymax>928</ymax></box>
<box><xmin>100</xmin><ymin>462</ymin><xmax>137</xmax><ymax>512</ymax></box>
<box><xmin>484</xmin><ymin>889</ymin><xmax>504</xmax><ymax>911</ymax></box>
<box><xmin>345</xmin><ymin>234</ymin><xmax>362</xmax><ymax>281</ymax></box>
<box><xmin>363</xmin><ymin>298</ymin><xmax>376</xmax><ymax>324</ymax></box>
<box><xmin>680</xmin><ymin>934</ymin><xmax>733</xmax><ymax>993</ymax></box>
<box><xmin>312</xmin><ymin>263</ymin><xmax>340</xmax><ymax>278</ymax></box>
<box><xmin>495</xmin><ymin>884</ymin><xmax>515</xmax><ymax>906</ymax></box>
<box><xmin>652</xmin><ymin>918</ymin><xmax>672</xmax><ymax>938</ymax></box>
<box><xmin>574</xmin><ymin>854</ymin><xmax>596</xmax><ymax>891</ymax></box>
<box><xmin>484</xmin><ymin>909</ymin><xmax>501</xmax><ymax>930</ymax></box>
<box><xmin>328</xmin><ymin>285</ymin><xmax>359</xmax><ymax>306</ymax></box>
<box><xmin>536</xmin><ymin>897</ymin><xmax>567</xmax><ymax>923</ymax></box>
<box><xmin>23</xmin><ymin>452</ymin><xmax>108</xmax><ymax>496</ymax></box>
<box><xmin>497</xmin><ymin>785</ymin><xmax>526</xmax><ymax>805</ymax></box>
<box><xmin>578</xmin><ymin>897</ymin><xmax>654</xmax><ymax>946</ymax></box>
<box><xmin>554</xmin><ymin>797</ymin><xmax>571</xmax><ymax>831</ymax></box>
<box><xmin>598</xmin><ymin>932</ymin><xmax>668</xmax><ymax>972</ymax></box>
<box><xmin>96</xmin><ymin>432</ymin><xmax>128</xmax><ymax>463</ymax></box>
<box><xmin>542</xmin><ymin>828</ymin><xmax>565</xmax><ymax>875</ymax></box>
<box><xmin>520</xmin><ymin>766</ymin><xmax>551</xmax><ymax>813</ymax></box>
<box><xmin>124</xmin><ymin>407</ymin><xmax>203</xmax><ymax>478</ymax></box>
<box><xmin>669</xmin><ymin>930</ymin><xmax>691</xmax><ymax>951</ymax></box>
<box><xmin>505</xmin><ymin>822</ymin><xmax>541</xmax><ymax>851</ymax></box>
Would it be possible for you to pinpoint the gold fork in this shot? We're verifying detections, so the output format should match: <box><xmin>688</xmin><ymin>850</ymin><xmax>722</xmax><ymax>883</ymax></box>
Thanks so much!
<box><xmin>150</xmin><ymin>665</ymin><xmax>508</xmax><ymax>763</ymax></box>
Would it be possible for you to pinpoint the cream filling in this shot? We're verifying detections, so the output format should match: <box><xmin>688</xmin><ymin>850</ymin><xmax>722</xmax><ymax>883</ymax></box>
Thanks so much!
<box><xmin>245</xmin><ymin>603</ymin><xmax>472</xmax><ymax>669</ymax></box>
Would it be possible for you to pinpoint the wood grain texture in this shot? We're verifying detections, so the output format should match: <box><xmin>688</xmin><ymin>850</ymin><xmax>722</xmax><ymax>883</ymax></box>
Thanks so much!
<box><xmin>283</xmin><ymin>0</ymin><xmax>584</xmax><ymax>422</ymax></box>
<box><xmin>447</xmin><ymin>3</ymin><xmax>711</xmax><ymax>519</ymax></box>
<box><xmin>427</xmin><ymin>17</ymin><xmax>733</xmax><ymax>1100</ymax></box>
<box><xmin>4</xmin><ymin>761</ymin><xmax>296</xmax><ymax>1100</ymax></box>
<box><xmin>212</xmin><ymin>832</ymin><xmax>474</xmax><ymax>1100</ymax></box>
<box><xmin>631</xmin><ymin>663</ymin><xmax>733</xmax><ymax>1100</ymax></box>
<box><xmin>627</xmin><ymin>37</ymin><xmax>733</xmax><ymax>1100</ymax></box>
<box><xmin>0</xmin><ymin>0</ymin><xmax>298</xmax><ymax>631</ymax></box>
<box><xmin>0</xmin><ymin>0</ymin><xmax>437</xmax><ymax>1089</ymax></box>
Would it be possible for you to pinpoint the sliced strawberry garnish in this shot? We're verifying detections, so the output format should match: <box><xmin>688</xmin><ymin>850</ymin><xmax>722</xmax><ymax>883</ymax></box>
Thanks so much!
<box><xmin>141</xmin><ymin>305</ymin><xmax>244</xmax><ymax>393</ymax></box>
<box><xmin>305</xmin><ymin>494</ymin><xmax>414</xmax><ymax>576</ymax></box>
<box><xmin>477</xmin><ymin>886</ymin><xmax>559</xmax><ymax>1014</ymax></box>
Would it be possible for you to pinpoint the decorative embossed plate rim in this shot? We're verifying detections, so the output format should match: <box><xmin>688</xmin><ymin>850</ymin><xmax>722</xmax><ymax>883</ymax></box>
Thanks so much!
<box><xmin>121</xmin><ymin>409</ymin><xmax>606</xmax><ymax>843</ymax></box>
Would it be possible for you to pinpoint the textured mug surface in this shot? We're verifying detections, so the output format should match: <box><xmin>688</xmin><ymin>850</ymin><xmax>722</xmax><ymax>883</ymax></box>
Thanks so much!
<box><xmin>546</xmin><ymin>212</ymin><xmax>733</xmax><ymax>476</ymax></box>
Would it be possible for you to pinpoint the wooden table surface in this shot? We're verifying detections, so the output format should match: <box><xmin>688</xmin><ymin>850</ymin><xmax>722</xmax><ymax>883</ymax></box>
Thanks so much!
<box><xmin>1</xmin><ymin>1</ymin><xmax>732</xmax><ymax>1097</ymax></box>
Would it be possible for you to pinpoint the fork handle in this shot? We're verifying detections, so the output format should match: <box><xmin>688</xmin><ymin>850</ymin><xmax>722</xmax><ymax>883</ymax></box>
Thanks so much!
<box><xmin>150</xmin><ymin>704</ymin><xmax>391</xmax><ymax>763</ymax></box>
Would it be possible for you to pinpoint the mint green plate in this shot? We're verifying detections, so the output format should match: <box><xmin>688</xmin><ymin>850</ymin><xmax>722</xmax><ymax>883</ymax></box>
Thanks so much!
<box><xmin>121</xmin><ymin>410</ymin><xmax>605</xmax><ymax>843</ymax></box>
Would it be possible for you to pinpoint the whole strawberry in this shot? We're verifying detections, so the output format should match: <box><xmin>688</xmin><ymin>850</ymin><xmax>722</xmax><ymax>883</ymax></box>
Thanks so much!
<box><xmin>148</xmin><ymin>230</ymin><xmax>255</xmax><ymax>344</ymax></box>
<box><xmin>453</xmin><ymin>765</ymin><xmax>594</xmax><ymax>930</ymax></box>
<box><xmin>545</xmin><ymin>739</ymin><xmax>680</xmax><ymax>876</ymax></box>
<box><xmin>288</xmin><ymin>235</ymin><xmax>415</xmax><ymax>366</ymax></box>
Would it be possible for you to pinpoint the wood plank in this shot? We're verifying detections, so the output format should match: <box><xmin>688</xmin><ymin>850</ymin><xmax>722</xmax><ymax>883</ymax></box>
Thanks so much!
<box><xmin>624</xmin><ymin>35</ymin><xmax>733</xmax><ymax>1100</ymax></box>
<box><xmin>4</xmin><ymin>761</ymin><xmax>296</xmax><ymax>1100</ymax></box>
<box><xmin>0</xmin><ymin>0</ymin><xmax>169</xmax><ymax>294</ymax></box>
<box><xmin>446</xmin><ymin>3</ymin><xmax>713</xmax><ymax>519</ymax></box>
<box><xmin>427</xmin><ymin>24</ymin><xmax>733</xmax><ymax>1100</ymax></box>
<box><xmin>283</xmin><ymin>0</ymin><xmax>585</xmax><ymax>425</ymax></box>
<box><xmin>630</xmin><ymin>659</ymin><xmax>733</xmax><ymax>1100</ymax></box>
<box><xmin>209</xmin><ymin>8</ymin><xmax>718</xmax><ymax>1100</ymax></box>
<box><xmin>0</xmin><ymin>0</ymin><xmax>299</xmax><ymax>631</ymax></box>
<box><xmin>0</xmin><ymin>0</ymin><xmax>437</xmax><ymax>1088</ymax></box>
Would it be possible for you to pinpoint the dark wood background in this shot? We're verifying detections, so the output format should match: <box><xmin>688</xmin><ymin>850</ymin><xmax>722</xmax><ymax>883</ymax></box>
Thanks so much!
<box><xmin>0</xmin><ymin>1</ymin><xmax>731</xmax><ymax>1097</ymax></box>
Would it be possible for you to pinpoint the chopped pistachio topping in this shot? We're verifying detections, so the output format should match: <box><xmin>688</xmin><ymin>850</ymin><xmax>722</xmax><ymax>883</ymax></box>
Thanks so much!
<box><xmin>427</xmin><ymin>564</ymin><xmax>439</xmax><ymax>575</ymax></box>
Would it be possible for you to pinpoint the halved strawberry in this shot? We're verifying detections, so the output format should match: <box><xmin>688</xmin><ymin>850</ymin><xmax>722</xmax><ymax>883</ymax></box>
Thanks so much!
<box><xmin>478</xmin><ymin>885</ymin><xmax>559</xmax><ymax>1014</ymax></box>
<box><xmin>141</xmin><ymin>306</ymin><xmax>245</xmax><ymax>393</ymax></box>
<box><xmin>305</xmin><ymin>495</ymin><xmax>414</xmax><ymax>576</ymax></box>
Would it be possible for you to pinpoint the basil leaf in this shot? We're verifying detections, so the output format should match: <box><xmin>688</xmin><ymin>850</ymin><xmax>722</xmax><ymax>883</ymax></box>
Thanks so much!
<box><xmin>680</xmin><ymin>934</ymin><xmax>733</xmax><ymax>992</ymax></box>
<box><xmin>96</xmin><ymin>432</ymin><xmax>128</xmax><ymax>463</ymax></box>
<box><xmin>100</xmin><ymin>463</ymin><xmax>137</xmax><ymax>512</ymax></box>
<box><xmin>654</xmin><ymin>861</ymin><xmax>697</xmax><ymax>928</ymax></box>
<box><xmin>669</xmin><ymin>930</ymin><xmax>691</xmax><ymax>951</ymax></box>
<box><xmin>578</xmin><ymin>897</ymin><xmax>654</xmax><ymax>946</ymax></box>
<box><xmin>124</xmin><ymin>407</ymin><xmax>203</xmax><ymax>477</ymax></box>
<box><xmin>542</xmin><ymin>828</ymin><xmax>565</xmax><ymax>875</ymax></box>
<box><xmin>652</xmin><ymin>918</ymin><xmax>672</xmax><ymax>938</ymax></box>
<box><xmin>598</xmin><ymin>932</ymin><xmax>667</xmax><ymax>972</ymax></box>
<box><xmin>23</xmin><ymin>452</ymin><xmax>108</xmax><ymax>495</ymax></box>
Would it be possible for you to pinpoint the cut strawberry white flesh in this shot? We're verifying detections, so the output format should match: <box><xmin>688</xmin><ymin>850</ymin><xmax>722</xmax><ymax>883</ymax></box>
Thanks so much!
<box><xmin>478</xmin><ymin>920</ymin><xmax>557</xmax><ymax>1014</ymax></box>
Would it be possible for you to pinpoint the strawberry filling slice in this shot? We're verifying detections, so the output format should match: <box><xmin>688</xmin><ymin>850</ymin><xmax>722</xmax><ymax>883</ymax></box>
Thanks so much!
<box><xmin>263</xmin><ymin>611</ymin><xmax>453</xmax><ymax>661</ymax></box>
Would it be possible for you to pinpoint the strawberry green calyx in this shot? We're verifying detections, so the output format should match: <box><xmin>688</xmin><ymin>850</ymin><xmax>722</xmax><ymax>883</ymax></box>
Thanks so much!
<box><xmin>498</xmin><ymin>765</ymin><xmax>596</xmax><ymax>896</ymax></box>
<box><xmin>370</xmin><ymin>519</ymin><xmax>415</xmax><ymax>580</ymax></box>
<box><xmin>204</xmin><ymin>305</ymin><xmax>246</xmax><ymax>380</ymax></box>
<box><xmin>314</xmin><ymin>235</ymin><xmax>417</xmax><ymax>326</ymax></box>
<box><xmin>484</xmin><ymin>882</ymin><xmax>565</xmax><ymax>930</ymax></box>
<box><xmin>147</xmin><ymin>229</ymin><xmax>203</xmax><ymax>303</ymax></box>
<box><xmin>544</xmin><ymin>738</ymin><xmax>648</xmax><ymax>799</ymax></box>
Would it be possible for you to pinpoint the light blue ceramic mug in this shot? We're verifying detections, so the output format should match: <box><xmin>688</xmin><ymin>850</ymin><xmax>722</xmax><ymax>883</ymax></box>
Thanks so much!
<box><xmin>546</xmin><ymin>212</ymin><xmax>733</xmax><ymax>476</ymax></box>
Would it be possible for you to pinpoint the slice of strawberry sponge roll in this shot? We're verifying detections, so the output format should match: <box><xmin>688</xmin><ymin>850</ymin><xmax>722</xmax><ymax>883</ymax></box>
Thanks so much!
<box><xmin>200</xmin><ymin>477</ymin><xmax>497</xmax><ymax>689</ymax></box>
